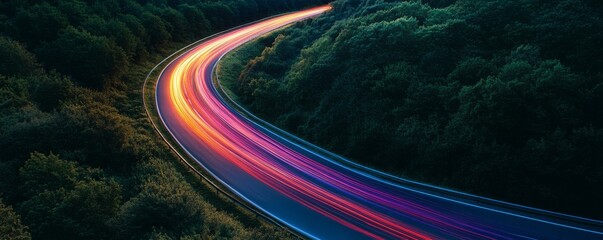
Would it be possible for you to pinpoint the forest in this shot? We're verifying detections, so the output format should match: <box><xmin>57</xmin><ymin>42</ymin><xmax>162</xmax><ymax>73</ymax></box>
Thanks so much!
<box><xmin>219</xmin><ymin>0</ymin><xmax>603</xmax><ymax>219</ymax></box>
<box><xmin>0</xmin><ymin>0</ymin><xmax>327</xmax><ymax>239</ymax></box>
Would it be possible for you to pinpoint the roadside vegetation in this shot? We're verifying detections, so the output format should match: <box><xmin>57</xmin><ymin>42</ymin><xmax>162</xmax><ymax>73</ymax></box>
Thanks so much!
<box><xmin>219</xmin><ymin>0</ymin><xmax>603</xmax><ymax>219</ymax></box>
<box><xmin>0</xmin><ymin>0</ymin><xmax>327</xmax><ymax>238</ymax></box>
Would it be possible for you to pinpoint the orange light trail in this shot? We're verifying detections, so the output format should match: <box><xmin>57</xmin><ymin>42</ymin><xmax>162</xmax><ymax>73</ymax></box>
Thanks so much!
<box><xmin>155</xmin><ymin>5</ymin><xmax>603</xmax><ymax>239</ymax></box>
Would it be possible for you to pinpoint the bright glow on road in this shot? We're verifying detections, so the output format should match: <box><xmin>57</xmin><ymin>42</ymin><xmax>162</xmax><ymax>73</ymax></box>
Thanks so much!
<box><xmin>155</xmin><ymin>5</ymin><xmax>603</xmax><ymax>239</ymax></box>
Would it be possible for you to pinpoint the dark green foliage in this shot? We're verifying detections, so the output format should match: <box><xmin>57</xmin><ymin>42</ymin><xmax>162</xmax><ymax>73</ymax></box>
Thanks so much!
<box><xmin>30</xmin><ymin>73</ymin><xmax>73</xmax><ymax>112</ymax></box>
<box><xmin>221</xmin><ymin>0</ymin><xmax>603</xmax><ymax>219</ymax></box>
<box><xmin>18</xmin><ymin>152</ymin><xmax>121</xmax><ymax>239</ymax></box>
<box><xmin>11</xmin><ymin>3</ymin><xmax>69</xmax><ymax>47</ymax></box>
<box><xmin>0</xmin><ymin>0</ymin><xmax>327</xmax><ymax>238</ymax></box>
<box><xmin>199</xmin><ymin>3</ymin><xmax>238</xmax><ymax>30</ymax></box>
<box><xmin>19</xmin><ymin>152</ymin><xmax>79</xmax><ymax>198</ymax></box>
<box><xmin>141</xmin><ymin>12</ymin><xmax>172</xmax><ymax>50</ymax></box>
<box><xmin>0</xmin><ymin>198</ymin><xmax>31</xmax><ymax>240</ymax></box>
<box><xmin>117</xmin><ymin>159</ymin><xmax>206</xmax><ymax>238</ymax></box>
<box><xmin>177</xmin><ymin>4</ymin><xmax>211</xmax><ymax>38</ymax></box>
<box><xmin>80</xmin><ymin>17</ymin><xmax>143</xmax><ymax>59</ymax></box>
<box><xmin>37</xmin><ymin>27</ymin><xmax>128</xmax><ymax>89</ymax></box>
<box><xmin>1</xmin><ymin>0</ymin><xmax>329</xmax><ymax>90</ymax></box>
<box><xmin>0</xmin><ymin>37</ymin><xmax>38</xmax><ymax>76</ymax></box>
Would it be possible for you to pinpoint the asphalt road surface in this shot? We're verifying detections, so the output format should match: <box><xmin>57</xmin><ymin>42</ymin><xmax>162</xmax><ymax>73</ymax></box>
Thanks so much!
<box><xmin>155</xmin><ymin>5</ymin><xmax>603</xmax><ymax>239</ymax></box>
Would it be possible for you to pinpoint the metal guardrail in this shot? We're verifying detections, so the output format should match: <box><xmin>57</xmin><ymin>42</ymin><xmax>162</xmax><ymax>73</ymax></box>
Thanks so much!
<box><xmin>140</xmin><ymin>12</ymin><xmax>318</xmax><ymax>240</ymax></box>
<box><xmin>213</xmin><ymin>37</ymin><xmax>603</xmax><ymax>234</ymax></box>
<box><xmin>209</xmin><ymin>12</ymin><xmax>603</xmax><ymax>233</ymax></box>
<box><xmin>144</xmin><ymin>5</ymin><xmax>602</xmax><ymax>238</ymax></box>
<box><xmin>216</xmin><ymin>66</ymin><xmax>603</xmax><ymax>231</ymax></box>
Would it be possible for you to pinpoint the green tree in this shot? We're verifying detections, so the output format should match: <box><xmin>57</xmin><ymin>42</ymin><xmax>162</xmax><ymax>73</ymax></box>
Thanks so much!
<box><xmin>81</xmin><ymin>17</ymin><xmax>142</xmax><ymax>59</ymax></box>
<box><xmin>0</xmin><ymin>37</ymin><xmax>39</xmax><ymax>76</ymax></box>
<box><xmin>117</xmin><ymin>159</ymin><xmax>205</xmax><ymax>238</ymax></box>
<box><xmin>199</xmin><ymin>2</ymin><xmax>238</xmax><ymax>30</ymax></box>
<box><xmin>19</xmin><ymin>152</ymin><xmax>78</xmax><ymax>198</ymax></box>
<box><xmin>57</xmin><ymin>0</ymin><xmax>88</xmax><ymax>25</ymax></box>
<box><xmin>448</xmin><ymin>57</ymin><xmax>494</xmax><ymax>86</ymax></box>
<box><xmin>141</xmin><ymin>12</ymin><xmax>171</xmax><ymax>50</ymax></box>
<box><xmin>19</xmin><ymin>152</ymin><xmax>122</xmax><ymax>240</ymax></box>
<box><xmin>219</xmin><ymin>0</ymin><xmax>603</xmax><ymax>219</ymax></box>
<box><xmin>177</xmin><ymin>4</ymin><xmax>212</xmax><ymax>37</ymax></box>
<box><xmin>0</xmin><ymin>198</ymin><xmax>31</xmax><ymax>240</ymax></box>
<box><xmin>36</xmin><ymin>27</ymin><xmax>128</xmax><ymax>89</ymax></box>
<box><xmin>12</xmin><ymin>3</ymin><xmax>68</xmax><ymax>47</ymax></box>
<box><xmin>31</xmin><ymin>73</ymin><xmax>73</xmax><ymax>112</ymax></box>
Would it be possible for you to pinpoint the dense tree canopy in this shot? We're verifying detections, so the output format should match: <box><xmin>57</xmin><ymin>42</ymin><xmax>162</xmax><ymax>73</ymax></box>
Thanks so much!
<box><xmin>220</xmin><ymin>0</ymin><xmax>603</xmax><ymax>219</ymax></box>
<box><xmin>37</xmin><ymin>27</ymin><xmax>129</xmax><ymax>89</ymax></box>
<box><xmin>0</xmin><ymin>37</ymin><xmax>38</xmax><ymax>77</ymax></box>
<box><xmin>0</xmin><ymin>198</ymin><xmax>31</xmax><ymax>240</ymax></box>
<box><xmin>0</xmin><ymin>0</ymin><xmax>327</xmax><ymax>238</ymax></box>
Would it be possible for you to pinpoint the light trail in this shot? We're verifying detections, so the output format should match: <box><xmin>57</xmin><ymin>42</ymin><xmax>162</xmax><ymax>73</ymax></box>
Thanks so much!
<box><xmin>155</xmin><ymin>5</ymin><xmax>603</xmax><ymax>239</ymax></box>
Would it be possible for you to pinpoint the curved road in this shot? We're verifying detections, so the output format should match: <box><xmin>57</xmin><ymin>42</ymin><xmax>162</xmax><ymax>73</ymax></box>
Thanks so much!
<box><xmin>155</xmin><ymin>5</ymin><xmax>603</xmax><ymax>239</ymax></box>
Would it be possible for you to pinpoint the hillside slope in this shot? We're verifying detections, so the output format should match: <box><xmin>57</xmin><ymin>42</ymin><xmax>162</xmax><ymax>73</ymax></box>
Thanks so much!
<box><xmin>219</xmin><ymin>0</ymin><xmax>603</xmax><ymax>219</ymax></box>
<box><xmin>0</xmin><ymin>0</ymin><xmax>327</xmax><ymax>238</ymax></box>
